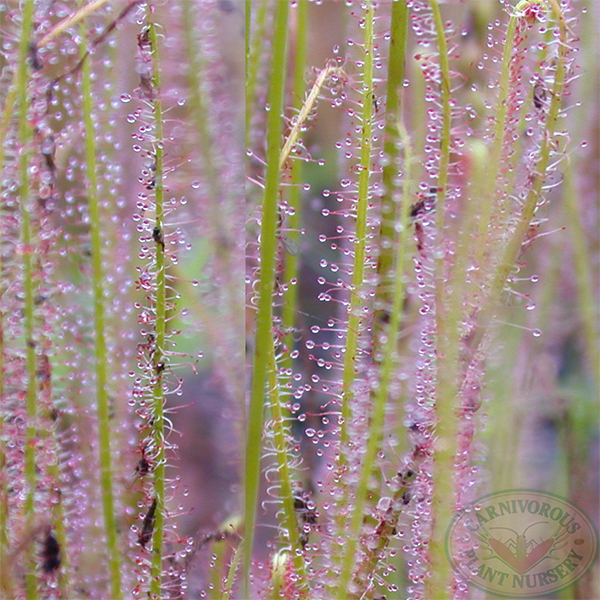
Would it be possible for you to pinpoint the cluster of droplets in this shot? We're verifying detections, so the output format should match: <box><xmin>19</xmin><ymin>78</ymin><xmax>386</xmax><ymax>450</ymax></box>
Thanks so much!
<box><xmin>405</xmin><ymin>4</ymin><xmax>578</xmax><ymax>598</ymax></box>
<box><xmin>303</xmin><ymin>3</ymin><xmax>425</xmax><ymax>596</ymax></box>
<box><xmin>246</xmin><ymin>4</ymin><xmax>385</xmax><ymax>594</ymax></box>
<box><xmin>309</xmin><ymin>2</ymin><xmax>389</xmax><ymax>440</ymax></box>
<box><xmin>403</xmin><ymin>3</ymin><xmax>488</xmax><ymax>596</ymax></box>
<box><xmin>402</xmin><ymin>198</ymin><xmax>439</xmax><ymax>600</ymax></box>
<box><xmin>245</xmin><ymin>31</ymin><xmax>357</xmax><ymax>588</ymax></box>
<box><xmin>0</xmin><ymin>3</ymin><xmax>107</xmax><ymax>596</ymax></box>
<box><xmin>246</xmin><ymin>1</ymin><xmax>579</xmax><ymax>598</ymax></box>
<box><xmin>125</xmin><ymin>7</ymin><xmax>199</xmax><ymax>600</ymax></box>
<box><xmin>127</xmin><ymin>16</ymin><xmax>194</xmax><ymax>409</ymax></box>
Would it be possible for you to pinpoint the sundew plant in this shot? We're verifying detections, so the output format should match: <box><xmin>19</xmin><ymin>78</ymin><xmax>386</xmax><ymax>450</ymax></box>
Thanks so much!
<box><xmin>0</xmin><ymin>1</ymin><xmax>598</xmax><ymax>600</ymax></box>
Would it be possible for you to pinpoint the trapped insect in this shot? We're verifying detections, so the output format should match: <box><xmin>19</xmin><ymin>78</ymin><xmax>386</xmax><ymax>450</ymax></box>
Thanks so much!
<box><xmin>410</xmin><ymin>186</ymin><xmax>439</xmax><ymax>220</ymax></box>
<box><xmin>137</xmin><ymin>26</ymin><xmax>151</xmax><ymax>50</ymax></box>
<box><xmin>41</xmin><ymin>529</ymin><xmax>61</xmax><ymax>574</ymax></box>
<box><xmin>145</xmin><ymin>159</ymin><xmax>157</xmax><ymax>189</ymax></box>
<box><xmin>153</xmin><ymin>226</ymin><xmax>165</xmax><ymax>250</ymax></box>
<box><xmin>138</xmin><ymin>498</ymin><xmax>157</xmax><ymax>548</ymax></box>
<box><xmin>27</xmin><ymin>41</ymin><xmax>42</xmax><ymax>70</ymax></box>
<box><xmin>293</xmin><ymin>486</ymin><xmax>318</xmax><ymax>548</ymax></box>
<box><xmin>397</xmin><ymin>468</ymin><xmax>417</xmax><ymax>505</ymax></box>
<box><xmin>135</xmin><ymin>456</ymin><xmax>151</xmax><ymax>477</ymax></box>
<box><xmin>280</xmin><ymin>235</ymin><xmax>299</xmax><ymax>256</ymax></box>
<box><xmin>533</xmin><ymin>78</ymin><xmax>548</xmax><ymax>111</ymax></box>
<box><xmin>372</xmin><ymin>92</ymin><xmax>380</xmax><ymax>114</ymax></box>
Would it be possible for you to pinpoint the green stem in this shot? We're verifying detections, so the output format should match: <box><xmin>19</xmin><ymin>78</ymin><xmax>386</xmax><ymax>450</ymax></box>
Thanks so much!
<box><xmin>209</xmin><ymin>539</ymin><xmax>227</xmax><ymax>600</ymax></box>
<box><xmin>487</xmin><ymin>325</ymin><xmax>523</xmax><ymax>491</ymax></box>
<box><xmin>211</xmin><ymin>517</ymin><xmax>242</xmax><ymax>600</ymax></box>
<box><xmin>0</xmin><ymin>81</ymin><xmax>14</xmax><ymax>538</ymax></box>
<box><xmin>488</xmin><ymin>0</ymin><xmax>568</xmax><ymax>303</ymax></box>
<box><xmin>424</xmin><ymin>3</ymin><xmax>459</xmax><ymax>599</ymax></box>
<box><xmin>147</xmin><ymin>17</ymin><xmax>167</xmax><ymax>599</ymax></box>
<box><xmin>466</xmin><ymin>0</ymin><xmax>569</xmax><ymax>370</ymax></box>
<box><xmin>374</xmin><ymin>0</ymin><xmax>408</xmax><ymax>336</ymax></box>
<box><xmin>339</xmin><ymin>0</ymin><xmax>374</xmax><ymax>449</ymax></box>
<box><xmin>429</xmin><ymin>0</ymin><xmax>452</xmax><ymax>220</ymax></box>
<box><xmin>15</xmin><ymin>1</ymin><xmax>37</xmax><ymax>597</ymax></box>
<box><xmin>281</xmin><ymin>0</ymin><xmax>308</xmax><ymax>371</ymax></box>
<box><xmin>80</xmin><ymin>19</ymin><xmax>123</xmax><ymax>600</ymax></box>
<box><xmin>245</xmin><ymin>1</ymin><xmax>289</xmax><ymax>595</ymax></box>
<box><xmin>245</xmin><ymin>0</ymin><xmax>271</xmax><ymax>142</ymax></box>
<box><xmin>426</xmin><ymin>224</ymin><xmax>477</xmax><ymax>595</ymax></box>
<box><xmin>266</xmin><ymin>352</ymin><xmax>308</xmax><ymax>591</ymax></box>
<box><xmin>337</xmin><ymin>121</ymin><xmax>413</xmax><ymax>599</ymax></box>
<box><xmin>281</xmin><ymin>64</ymin><xmax>345</xmax><ymax>371</ymax></box>
<box><xmin>426</xmin><ymin>6</ymin><xmax>569</xmax><ymax>595</ymax></box>
<box><xmin>331</xmin><ymin>2</ymin><xmax>374</xmax><ymax>594</ymax></box>
<box><xmin>474</xmin><ymin>0</ymin><xmax>547</xmax><ymax>266</ymax></box>
<box><xmin>245</xmin><ymin>0</ymin><xmax>250</xmax><ymax>67</ymax></box>
<box><xmin>351</xmin><ymin>469</ymin><xmax>417</xmax><ymax>597</ymax></box>
<box><xmin>221</xmin><ymin>542</ymin><xmax>241</xmax><ymax>600</ymax></box>
<box><xmin>0</xmin><ymin>324</ymin><xmax>11</xmax><ymax>596</ymax></box>
<box><xmin>270</xmin><ymin>550</ymin><xmax>289</xmax><ymax>600</ymax></box>
<box><xmin>425</xmin><ymin>240</ymin><xmax>467</xmax><ymax>600</ymax></box>
<box><xmin>0</xmin><ymin>65</ymin><xmax>10</xmax><ymax>600</ymax></box>
<box><xmin>362</xmin><ymin>10</ymin><xmax>411</xmax><ymax>562</ymax></box>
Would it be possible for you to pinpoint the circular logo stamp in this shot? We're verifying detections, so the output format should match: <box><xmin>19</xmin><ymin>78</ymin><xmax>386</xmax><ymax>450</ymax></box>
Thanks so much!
<box><xmin>445</xmin><ymin>489</ymin><xmax>598</xmax><ymax>598</ymax></box>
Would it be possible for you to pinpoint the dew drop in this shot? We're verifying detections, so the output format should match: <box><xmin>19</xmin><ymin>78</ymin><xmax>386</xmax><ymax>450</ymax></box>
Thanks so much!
<box><xmin>532</xmin><ymin>329</ymin><xmax>542</xmax><ymax>337</ymax></box>
<box><xmin>120</xmin><ymin>93</ymin><xmax>132</xmax><ymax>103</ymax></box>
